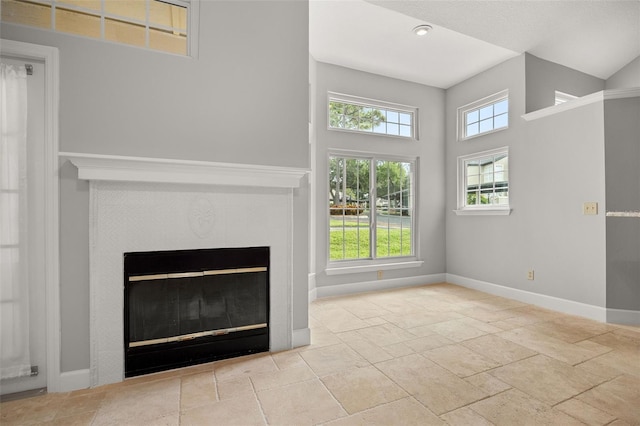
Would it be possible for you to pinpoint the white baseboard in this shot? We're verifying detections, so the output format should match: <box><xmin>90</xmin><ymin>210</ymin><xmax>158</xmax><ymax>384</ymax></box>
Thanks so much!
<box><xmin>292</xmin><ymin>327</ymin><xmax>311</xmax><ymax>347</ymax></box>
<box><xmin>446</xmin><ymin>274</ymin><xmax>608</xmax><ymax>322</ymax></box>
<box><xmin>607</xmin><ymin>308</ymin><xmax>640</xmax><ymax>325</ymax></box>
<box><xmin>58</xmin><ymin>369</ymin><xmax>90</xmax><ymax>392</ymax></box>
<box><xmin>308</xmin><ymin>273</ymin><xmax>317</xmax><ymax>303</ymax></box>
<box><xmin>57</xmin><ymin>330</ymin><xmax>312</xmax><ymax>393</ymax></box>
<box><xmin>316</xmin><ymin>274</ymin><xmax>446</xmax><ymax>299</ymax></box>
<box><xmin>309</xmin><ymin>288</ymin><xmax>317</xmax><ymax>303</ymax></box>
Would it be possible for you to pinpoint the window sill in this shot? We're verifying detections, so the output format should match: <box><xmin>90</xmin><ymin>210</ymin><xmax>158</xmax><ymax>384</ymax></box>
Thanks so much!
<box><xmin>454</xmin><ymin>208</ymin><xmax>512</xmax><ymax>216</ymax></box>
<box><xmin>326</xmin><ymin>260</ymin><xmax>423</xmax><ymax>276</ymax></box>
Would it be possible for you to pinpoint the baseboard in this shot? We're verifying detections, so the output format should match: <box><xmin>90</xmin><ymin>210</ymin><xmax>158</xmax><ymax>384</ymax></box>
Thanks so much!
<box><xmin>316</xmin><ymin>273</ymin><xmax>446</xmax><ymax>299</ymax></box>
<box><xmin>58</xmin><ymin>369</ymin><xmax>90</xmax><ymax>392</ymax></box>
<box><xmin>309</xmin><ymin>288</ymin><xmax>317</xmax><ymax>303</ymax></box>
<box><xmin>308</xmin><ymin>273</ymin><xmax>317</xmax><ymax>303</ymax></box>
<box><xmin>292</xmin><ymin>327</ymin><xmax>311</xmax><ymax>347</ymax></box>
<box><xmin>607</xmin><ymin>308</ymin><xmax>640</xmax><ymax>326</ymax></box>
<box><xmin>446</xmin><ymin>274</ymin><xmax>608</xmax><ymax>322</ymax></box>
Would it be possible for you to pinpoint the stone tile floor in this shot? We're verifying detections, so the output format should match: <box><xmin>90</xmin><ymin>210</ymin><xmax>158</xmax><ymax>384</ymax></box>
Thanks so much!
<box><xmin>1</xmin><ymin>283</ymin><xmax>639</xmax><ymax>425</ymax></box>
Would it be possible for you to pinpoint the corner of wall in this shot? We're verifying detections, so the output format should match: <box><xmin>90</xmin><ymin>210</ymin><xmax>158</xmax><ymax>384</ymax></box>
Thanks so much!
<box><xmin>308</xmin><ymin>272</ymin><xmax>317</xmax><ymax>303</ymax></box>
<box><xmin>524</xmin><ymin>53</ymin><xmax>605</xmax><ymax>113</ymax></box>
<box><xmin>605</xmin><ymin>56</ymin><xmax>640</xmax><ymax>90</ymax></box>
<box><xmin>292</xmin><ymin>328</ymin><xmax>311</xmax><ymax>348</ymax></box>
<box><xmin>59</xmin><ymin>369</ymin><xmax>91</xmax><ymax>392</ymax></box>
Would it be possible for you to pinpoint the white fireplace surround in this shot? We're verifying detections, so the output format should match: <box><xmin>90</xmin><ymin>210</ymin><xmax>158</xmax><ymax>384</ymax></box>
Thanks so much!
<box><xmin>63</xmin><ymin>152</ymin><xmax>309</xmax><ymax>387</ymax></box>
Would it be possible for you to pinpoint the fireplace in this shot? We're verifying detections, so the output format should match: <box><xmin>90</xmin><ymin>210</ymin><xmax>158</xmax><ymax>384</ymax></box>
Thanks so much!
<box><xmin>124</xmin><ymin>247</ymin><xmax>269</xmax><ymax>377</ymax></box>
<box><xmin>63</xmin><ymin>152</ymin><xmax>310</xmax><ymax>387</ymax></box>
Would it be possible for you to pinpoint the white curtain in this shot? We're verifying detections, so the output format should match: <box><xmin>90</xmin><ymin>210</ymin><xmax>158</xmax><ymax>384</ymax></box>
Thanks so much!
<box><xmin>0</xmin><ymin>62</ymin><xmax>31</xmax><ymax>380</ymax></box>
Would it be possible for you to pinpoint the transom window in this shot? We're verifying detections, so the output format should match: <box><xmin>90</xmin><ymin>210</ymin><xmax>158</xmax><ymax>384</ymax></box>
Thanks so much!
<box><xmin>328</xmin><ymin>93</ymin><xmax>417</xmax><ymax>139</ymax></box>
<box><xmin>329</xmin><ymin>153</ymin><xmax>415</xmax><ymax>262</ymax></box>
<box><xmin>456</xmin><ymin>147</ymin><xmax>510</xmax><ymax>214</ymax></box>
<box><xmin>1</xmin><ymin>0</ymin><xmax>198</xmax><ymax>56</ymax></box>
<box><xmin>458</xmin><ymin>90</ymin><xmax>509</xmax><ymax>140</ymax></box>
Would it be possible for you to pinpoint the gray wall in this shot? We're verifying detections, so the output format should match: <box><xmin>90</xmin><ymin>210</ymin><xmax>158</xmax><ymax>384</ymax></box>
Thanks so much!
<box><xmin>3</xmin><ymin>3</ymin><xmax>309</xmax><ymax>167</ymax></box>
<box><xmin>446</xmin><ymin>55</ymin><xmax>607</xmax><ymax>307</ymax></box>
<box><xmin>604</xmin><ymin>97</ymin><xmax>640</xmax><ymax>311</ymax></box>
<box><xmin>606</xmin><ymin>56</ymin><xmax>640</xmax><ymax>90</ymax></box>
<box><xmin>525</xmin><ymin>53</ymin><xmax>605</xmax><ymax>113</ymax></box>
<box><xmin>313</xmin><ymin>62</ymin><xmax>446</xmax><ymax>290</ymax></box>
<box><xmin>2</xmin><ymin>0</ymin><xmax>310</xmax><ymax>372</ymax></box>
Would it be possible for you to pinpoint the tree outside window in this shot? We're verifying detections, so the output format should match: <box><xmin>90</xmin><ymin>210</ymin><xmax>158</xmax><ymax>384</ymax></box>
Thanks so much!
<box><xmin>329</xmin><ymin>155</ymin><xmax>414</xmax><ymax>261</ymax></box>
<box><xmin>328</xmin><ymin>95</ymin><xmax>415</xmax><ymax>139</ymax></box>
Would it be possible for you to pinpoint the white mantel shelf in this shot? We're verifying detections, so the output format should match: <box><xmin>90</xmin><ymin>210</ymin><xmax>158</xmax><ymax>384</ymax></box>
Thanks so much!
<box><xmin>60</xmin><ymin>152</ymin><xmax>309</xmax><ymax>189</ymax></box>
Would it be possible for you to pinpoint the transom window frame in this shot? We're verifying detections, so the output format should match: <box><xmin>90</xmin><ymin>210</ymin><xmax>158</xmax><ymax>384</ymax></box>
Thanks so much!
<box><xmin>1</xmin><ymin>0</ymin><xmax>200</xmax><ymax>57</ymax></box>
<box><xmin>326</xmin><ymin>150</ymin><xmax>421</xmax><ymax>271</ymax></box>
<box><xmin>327</xmin><ymin>92</ymin><xmax>419</xmax><ymax>140</ymax></box>
<box><xmin>457</xmin><ymin>89</ymin><xmax>509</xmax><ymax>141</ymax></box>
<box><xmin>454</xmin><ymin>146</ymin><xmax>511</xmax><ymax>216</ymax></box>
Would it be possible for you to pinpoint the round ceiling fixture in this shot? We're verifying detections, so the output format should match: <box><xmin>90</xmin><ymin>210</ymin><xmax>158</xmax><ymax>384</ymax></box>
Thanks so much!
<box><xmin>413</xmin><ymin>24</ymin><xmax>433</xmax><ymax>36</ymax></box>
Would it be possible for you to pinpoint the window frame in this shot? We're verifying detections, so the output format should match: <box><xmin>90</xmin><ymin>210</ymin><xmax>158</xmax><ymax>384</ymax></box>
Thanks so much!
<box><xmin>457</xmin><ymin>89</ymin><xmax>509</xmax><ymax>141</ymax></box>
<box><xmin>327</xmin><ymin>150</ymin><xmax>419</xmax><ymax>268</ymax></box>
<box><xmin>1</xmin><ymin>0</ymin><xmax>199</xmax><ymax>57</ymax></box>
<box><xmin>327</xmin><ymin>92</ymin><xmax>419</xmax><ymax>140</ymax></box>
<box><xmin>454</xmin><ymin>147</ymin><xmax>511</xmax><ymax>216</ymax></box>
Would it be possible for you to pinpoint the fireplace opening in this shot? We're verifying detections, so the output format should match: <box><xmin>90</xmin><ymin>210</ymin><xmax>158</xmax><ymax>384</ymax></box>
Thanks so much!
<box><xmin>124</xmin><ymin>247</ymin><xmax>269</xmax><ymax>377</ymax></box>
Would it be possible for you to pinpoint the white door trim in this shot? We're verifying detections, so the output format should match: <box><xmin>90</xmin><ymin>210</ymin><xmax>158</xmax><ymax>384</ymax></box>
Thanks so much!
<box><xmin>1</xmin><ymin>39</ymin><xmax>61</xmax><ymax>392</ymax></box>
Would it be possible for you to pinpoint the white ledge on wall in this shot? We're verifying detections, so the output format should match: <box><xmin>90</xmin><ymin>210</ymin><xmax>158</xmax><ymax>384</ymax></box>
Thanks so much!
<box><xmin>60</xmin><ymin>152</ymin><xmax>309</xmax><ymax>189</ymax></box>
<box><xmin>522</xmin><ymin>88</ymin><xmax>640</xmax><ymax>122</ymax></box>
<box><xmin>606</xmin><ymin>211</ymin><xmax>640</xmax><ymax>218</ymax></box>
<box><xmin>454</xmin><ymin>208</ymin><xmax>512</xmax><ymax>216</ymax></box>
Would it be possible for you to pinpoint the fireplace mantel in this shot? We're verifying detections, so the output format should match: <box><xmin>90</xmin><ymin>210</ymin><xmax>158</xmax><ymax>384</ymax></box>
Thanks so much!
<box><xmin>61</xmin><ymin>152</ymin><xmax>308</xmax><ymax>387</ymax></box>
<box><xmin>60</xmin><ymin>152</ymin><xmax>309</xmax><ymax>188</ymax></box>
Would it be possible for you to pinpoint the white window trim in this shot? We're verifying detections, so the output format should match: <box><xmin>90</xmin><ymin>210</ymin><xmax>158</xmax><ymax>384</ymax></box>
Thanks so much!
<box><xmin>326</xmin><ymin>260</ymin><xmax>424</xmax><ymax>276</ymax></box>
<box><xmin>4</xmin><ymin>0</ymin><xmax>199</xmax><ymax>57</ymax></box>
<box><xmin>1</xmin><ymin>39</ymin><xmax>62</xmax><ymax>391</ymax></box>
<box><xmin>453</xmin><ymin>208</ymin><xmax>511</xmax><ymax>216</ymax></box>
<box><xmin>457</xmin><ymin>89</ymin><xmax>509</xmax><ymax>141</ymax></box>
<box><xmin>327</xmin><ymin>149</ymin><xmax>420</xmax><ymax>268</ymax></box>
<box><xmin>186</xmin><ymin>0</ymin><xmax>199</xmax><ymax>58</ymax></box>
<box><xmin>327</xmin><ymin>92</ymin><xmax>419</xmax><ymax>140</ymax></box>
<box><xmin>454</xmin><ymin>146</ymin><xmax>512</xmax><ymax>216</ymax></box>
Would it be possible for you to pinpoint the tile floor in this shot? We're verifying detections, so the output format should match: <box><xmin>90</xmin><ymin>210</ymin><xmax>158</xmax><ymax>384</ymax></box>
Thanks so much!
<box><xmin>1</xmin><ymin>283</ymin><xmax>639</xmax><ymax>425</ymax></box>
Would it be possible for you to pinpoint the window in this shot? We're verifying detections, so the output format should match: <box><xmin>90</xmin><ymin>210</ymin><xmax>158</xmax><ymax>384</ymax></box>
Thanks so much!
<box><xmin>1</xmin><ymin>0</ymin><xmax>198</xmax><ymax>56</ymax></box>
<box><xmin>555</xmin><ymin>90</ymin><xmax>578</xmax><ymax>105</ymax></box>
<box><xmin>456</xmin><ymin>147</ymin><xmax>510</xmax><ymax>215</ymax></box>
<box><xmin>328</xmin><ymin>93</ymin><xmax>417</xmax><ymax>139</ymax></box>
<box><xmin>458</xmin><ymin>90</ymin><xmax>508</xmax><ymax>140</ymax></box>
<box><xmin>329</xmin><ymin>153</ymin><xmax>415</xmax><ymax>262</ymax></box>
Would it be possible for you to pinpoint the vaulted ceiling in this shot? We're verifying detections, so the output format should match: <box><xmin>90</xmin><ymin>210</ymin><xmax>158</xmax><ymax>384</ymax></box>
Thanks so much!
<box><xmin>309</xmin><ymin>0</ymin><xmax>640</xmax><ymax>88</ymax></box>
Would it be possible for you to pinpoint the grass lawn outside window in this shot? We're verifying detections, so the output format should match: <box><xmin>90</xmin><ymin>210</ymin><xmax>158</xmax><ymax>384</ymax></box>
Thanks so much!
<box><xmin>329</xmin><ymin>153</ymin><xmax>415</xmax><ymax>263</ymax></box>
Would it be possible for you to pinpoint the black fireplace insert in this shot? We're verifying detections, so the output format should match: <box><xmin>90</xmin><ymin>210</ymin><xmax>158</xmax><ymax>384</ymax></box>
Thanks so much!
<box><xmin>124</xmin><ymin>247</ymin><xmax>269</xmax><ymax>377</ymax></box>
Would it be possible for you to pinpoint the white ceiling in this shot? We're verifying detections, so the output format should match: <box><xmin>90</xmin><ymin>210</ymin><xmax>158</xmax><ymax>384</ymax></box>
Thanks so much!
<box><xmin>309</xmin><ymin>0</ymin><xmax>640</xmax><ymax>89</ymax></box>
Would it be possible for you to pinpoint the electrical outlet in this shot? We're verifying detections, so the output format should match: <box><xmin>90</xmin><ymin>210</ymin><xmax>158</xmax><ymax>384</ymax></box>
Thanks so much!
<box><xmin>527</xmin><ymin>270</ymin><xmax>535</xmax><ymax>280</ymax></box>
<box><xmin>583</xmin><ymin>202</ymin><xmax>598</xmax><ymax>215</ymax></box>
<box><xmin>377</xmin><ymin>270</ymin><xmax>383</xmax><ymax>280</ymax></box>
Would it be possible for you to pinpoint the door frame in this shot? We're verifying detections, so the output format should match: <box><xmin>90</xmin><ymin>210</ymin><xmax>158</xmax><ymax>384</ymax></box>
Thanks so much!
<box><xmin>1</xmin><ymin>39</ymin><xmax>61</xmax><ymax>392</ymax></box>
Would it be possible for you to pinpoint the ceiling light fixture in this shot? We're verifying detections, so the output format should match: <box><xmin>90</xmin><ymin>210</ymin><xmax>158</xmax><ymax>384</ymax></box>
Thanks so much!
<box><xmin>413</xmin><ymin>24</ymin><xmax>433</xmax><ymax>36</ymax></box>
